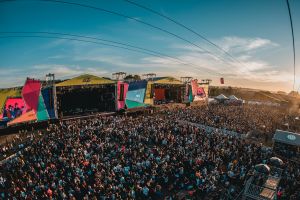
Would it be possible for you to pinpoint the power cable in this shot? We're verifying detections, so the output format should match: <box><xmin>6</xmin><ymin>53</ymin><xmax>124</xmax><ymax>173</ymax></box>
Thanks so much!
<box><xmin>0</xmin><ymin>34</ymin><xmax>222</xmax><ymax>76</ymax></box>
<box><xmin>123</xmin><ymin>0</ymin><xmax>246</xmax><ymax>67</ymax></box>
<box><xmin>286</xmin><ymin>0</ymin><xmax>296</xmax><ymax>91</ymax></box>
<box><xmin>0</xmin><ymin>0</ymin><xmax>240</xmax><ymax>71</ymax></box>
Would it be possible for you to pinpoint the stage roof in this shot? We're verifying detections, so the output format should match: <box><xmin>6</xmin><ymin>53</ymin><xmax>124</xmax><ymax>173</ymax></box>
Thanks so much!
<box><xmin>152</xmin><ymin>77</ymin><xmax>183</xmax><ymax>85</ymax></box>
<box><xmin>56</xmin><ymin>74</ymin><xmax>114</xmax><ymax>87</ymax></box>
<box><xmin>273</xmin><ymin>129</ymin><xmax>300</xmax><ymax>147</ymax></box>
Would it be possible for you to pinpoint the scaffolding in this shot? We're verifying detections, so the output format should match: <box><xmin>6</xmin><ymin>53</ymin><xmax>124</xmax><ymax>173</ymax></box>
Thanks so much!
<box><xmin>242</xmin><ymin>166</ymin><xmax>283</xmax><ymax>200</ymax></box>
<box><xmin>112</xmin><ymin>72</ymin><xmax>127</xmax><ymax>80</ymax></box>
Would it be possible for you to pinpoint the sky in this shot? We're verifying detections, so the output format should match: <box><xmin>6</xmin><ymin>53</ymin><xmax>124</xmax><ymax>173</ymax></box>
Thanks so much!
<box><xmin>0</xmin><ymin>0</ymin><xmax>299</xmax><ymax>92</ymax></box>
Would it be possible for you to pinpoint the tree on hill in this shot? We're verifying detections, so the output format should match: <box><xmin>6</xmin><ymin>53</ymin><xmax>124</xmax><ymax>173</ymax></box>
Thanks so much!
<box><xmin>289</xmin><ymin>91</ymin><xmax>299</xmax><ymax>97</ymax></box>
<box><xmin>124</xmin><ymin>74</ymin><xmax>141</xmax><ymax>81</ymax></box>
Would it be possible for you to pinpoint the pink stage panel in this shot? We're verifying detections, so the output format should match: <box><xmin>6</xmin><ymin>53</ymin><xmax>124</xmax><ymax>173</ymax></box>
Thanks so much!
<box><xmin>22</xmin><ymin>79</ymin><xmax>41</xmax><ymax>112</ymax></box>
<box><xmin>117</xmin><ymin>81</ymin><xmax>129</xmax><ymax>110</ymax></box>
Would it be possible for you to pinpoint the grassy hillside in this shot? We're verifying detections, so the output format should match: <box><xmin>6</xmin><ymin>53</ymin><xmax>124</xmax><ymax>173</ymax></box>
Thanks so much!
<box><xmin>209</xmin><ymin>86</ymin><xmax>299</xmax><ymax>106</ymax></box>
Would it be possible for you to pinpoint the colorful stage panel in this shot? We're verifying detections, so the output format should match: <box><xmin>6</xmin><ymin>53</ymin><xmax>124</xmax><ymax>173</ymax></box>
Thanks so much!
<box><xmin>37</xmin><ymin>93</ymin><xmax>49</xmax><ymax>121</ymax></box>
<box><xmin>126</xmin><ymin>80</ymin><xmax>147</xmax><ymax>108</ymax></box>
<box><xmin>191</xmin><ymin>80</ymin><xmax>198</xmax><ymax>96</ymax></box>
<box><xmin>154</xmin><ymin>88</ymin><xmax>165</xmax><ymax>100</ymax></box>
<box><xmin>1</xmin><ymin>97</ymin><xmax>26</xmax><ymax>119</ymax></box>
<box><xmin>125</xmin><ymin>99</ymin><xmax>146</xmax><ymax>109</ymax></box>
<box><xmin>194</xmin><ymin>87</ymin><xmax>207</xmax><ymax>101</ymax></box>
<box><xmin>117</xmin><ymin>81</ymin><xmax>129</xmax><ymax>110</ymax></box>
<box><xmin>22</xmin><ymin>79</ymin><xmax>41</xmax><ymax>112</ymax></box>
<box><xmin>41</xmin><ymin>87</ymin><xmax>56</xmax><ymax>118</ymax></box>
<box><xmin>126</xmin><ymin>89</ymin><xmax>146</xmax><ymax>103</ymax></box>
<box><xmin>7</xmin><ymin>110</ymin><xmax>37</xmax><ymax>126</ymax></box>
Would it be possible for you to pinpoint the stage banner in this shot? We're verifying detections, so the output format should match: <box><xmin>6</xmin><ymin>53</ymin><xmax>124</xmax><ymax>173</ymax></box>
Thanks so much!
<box><xmin>126</xmin><ymin>80</ymin><xmax>147</xmax><ymax>103</ymax></box>
<box><xmin>194</xmin><ymin>87</ymin><xmax>207</xmax><ymax>101</ymax></box>
<box><xmin>126</xmin><ymin>80</ymin><xmax>147</xmax><ymax>108</ymax></box>
<box><xmin>191</xmin><ymin>79</ymin><xmax>198</xmax><ymax>96</ymax></box>
<box><xmin>189</xmin><ymin>87</ymin><xmax>194</xmax><ymax>102</ymax></box>
<box><xmin>22</xmin><ymin>79</ymin><xmax>41</xmax><ymax>112</ymax></box>
<box><xmin>37</xmin><ymin>93</ymin><xmax>49</xmax><ymax>121</ymax></box>
<box><xmin>126</xmin><ymin>89</ymin><xmax>146</xmax><ymax>103</ymax></box>
<box><xmin>1</xmin><ymin>97</ymin><xmax>26</xmax><ymax>119</ymax></box>
<box><xmin>183</xmin><ymin>84</ymin><xmax>193</xmax><ymax>103</ymax></box>
<box><xmin>117</xmin><ymin>81</ymin><xmax>129</xmax><ymax>110</ymax></box>
<box><xmin>154</xmin><ymin>88</ymin><xmax>165</xmax><ymax>100</ymax></box>
<box><xmin>41</xmin><ymin>87</ymin><xmax>56</xmax><ymax>118</ymax></box>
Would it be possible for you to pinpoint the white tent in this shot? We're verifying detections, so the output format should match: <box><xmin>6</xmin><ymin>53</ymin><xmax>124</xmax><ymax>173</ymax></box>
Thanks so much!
<box><xmin>228</xmin><ymin>95</ymin><xmax>239</xmax><ymax>100</ymax></box>
<box><xmin>215</xmin><ymin>94</ymin><xmax>228</xmax><ymax>100</ymax></box>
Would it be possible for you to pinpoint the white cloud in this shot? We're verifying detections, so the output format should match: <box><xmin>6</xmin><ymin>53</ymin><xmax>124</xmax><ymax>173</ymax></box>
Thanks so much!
<box><xmin>218</xmin><ymin>36</ymin><xmax>279</xmax><ymax>53</ymax></box>
<box><xmin>1</xmin><ymin>35</ymin><xmax>293</xmax><ymax>91</ymax></box>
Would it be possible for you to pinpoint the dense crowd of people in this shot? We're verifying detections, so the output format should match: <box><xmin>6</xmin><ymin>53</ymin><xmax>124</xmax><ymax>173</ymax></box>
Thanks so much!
<box><xmin>0</xmin><ymin>105</ymin><xmax>299</xmax><ymax>199</ymax></box>
<box><xmin>169</xmin><ymin>104</ymin><xmax>299</xmax><ymax>139</ymax></box>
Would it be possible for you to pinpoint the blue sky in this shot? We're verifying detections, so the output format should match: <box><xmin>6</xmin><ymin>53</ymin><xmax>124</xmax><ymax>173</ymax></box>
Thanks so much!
<box><xmin>0</xmin><ymin>0</ymin><xmax>299</xmax><ymax>92</ymax></box>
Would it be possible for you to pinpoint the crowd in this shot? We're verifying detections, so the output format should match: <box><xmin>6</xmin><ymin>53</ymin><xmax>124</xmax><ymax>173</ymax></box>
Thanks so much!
<box><xmin>0</xmin><ymin>107</ymin><xmax>299</xmax><ymax>199</ymax></box>
<box><xmin>168</xmin><ymin>104</ymin><xmax>299</xmax><ymax>139</ymax></box>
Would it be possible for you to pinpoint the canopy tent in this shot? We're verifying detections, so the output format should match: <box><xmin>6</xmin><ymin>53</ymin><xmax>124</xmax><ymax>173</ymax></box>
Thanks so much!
<box><xmin>56</xmin><ymin>74</ymin><xmax>114</xmax><ymax>87</ymax></box>
<box><xmin>228</xmin><ymin>95</ymin><xmax>239</xmax><ymax>100</ymax></box>
<box><xmin>273</xmin><ymin>130</ymin><xmax>300</xmax><ymax>147</ymax></box>
<box><xmin>254</xmin><ymin>164</ymin><xmax>270</xmax><ymax>174</ymax></box>
<box><xmin>215</xmin><ymin>94</ymin><xmax>229</xmax><ymax>100</ymax></box>
<box><xmin>7</xmin><ymin>110</ymin><xmax>37</xmax><ymax>126</ymax></box>
<box><xmin>269</xmin><ymin>157</ymin><xmax>284</xmax><ymax>167</ymax></box>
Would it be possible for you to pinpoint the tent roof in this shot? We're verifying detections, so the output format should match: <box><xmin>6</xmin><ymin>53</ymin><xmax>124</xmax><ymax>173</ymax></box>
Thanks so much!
<box><xmin>151</xmin><ymin>77</ymin><xmax>183</xmax><ymax>85</ymax></box>
<box><xmin>273</xmin><ymin>129</ymin><xmax>300</xmax><ymax>146</ymax></box>
<box><xmin>56</xmin><ymin>74</ymin><xmax>114</xmax><ymax>87</ymax></box>
<box><xmin>215</xmin><ymin>94</ymin><xmax>228</xmax><ymax>100</ymax></box>
<box><xmin>228</xmin><ymin>95</ymin><xmax>239</xmax><ymax>100</ymax></box>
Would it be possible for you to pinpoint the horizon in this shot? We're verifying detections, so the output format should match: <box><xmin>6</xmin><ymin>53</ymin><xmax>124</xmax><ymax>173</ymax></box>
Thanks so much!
<box><xmin>1</xmin><ymin>72</ymin><xmax>297</xmax><ymax>95</ymax></box>
<box><xmin>0</xmin><ymin>0</ymin><xmax>299</xmax><ymax>92</ymax></box>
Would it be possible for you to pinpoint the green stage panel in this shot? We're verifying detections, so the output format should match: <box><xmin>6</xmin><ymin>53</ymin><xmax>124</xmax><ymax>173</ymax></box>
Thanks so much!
<box><xmin>126</xmin><ymin>99</ymin><xmax>147</xmax><ymax>109</ymax></box>
<box><xmin>37</xmin><ymin>94</ymin><xmax>49</xmax><ymax>121</ymax></box>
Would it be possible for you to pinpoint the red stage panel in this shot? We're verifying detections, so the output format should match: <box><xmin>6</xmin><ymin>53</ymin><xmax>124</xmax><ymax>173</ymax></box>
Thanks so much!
<box><xmin>22</xmin><ymin>79</ymin><xmax>41</xmax><ymax>112</ymax></box>
<box><xmin>191</xmin><ymin>80</ymin><xmax>198</xmax><ymax>96</ymax></box>
<box><xmin>154</xmin><ymin>88</ymin><xmax>165</xmax><ymax>100</ymax></box>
